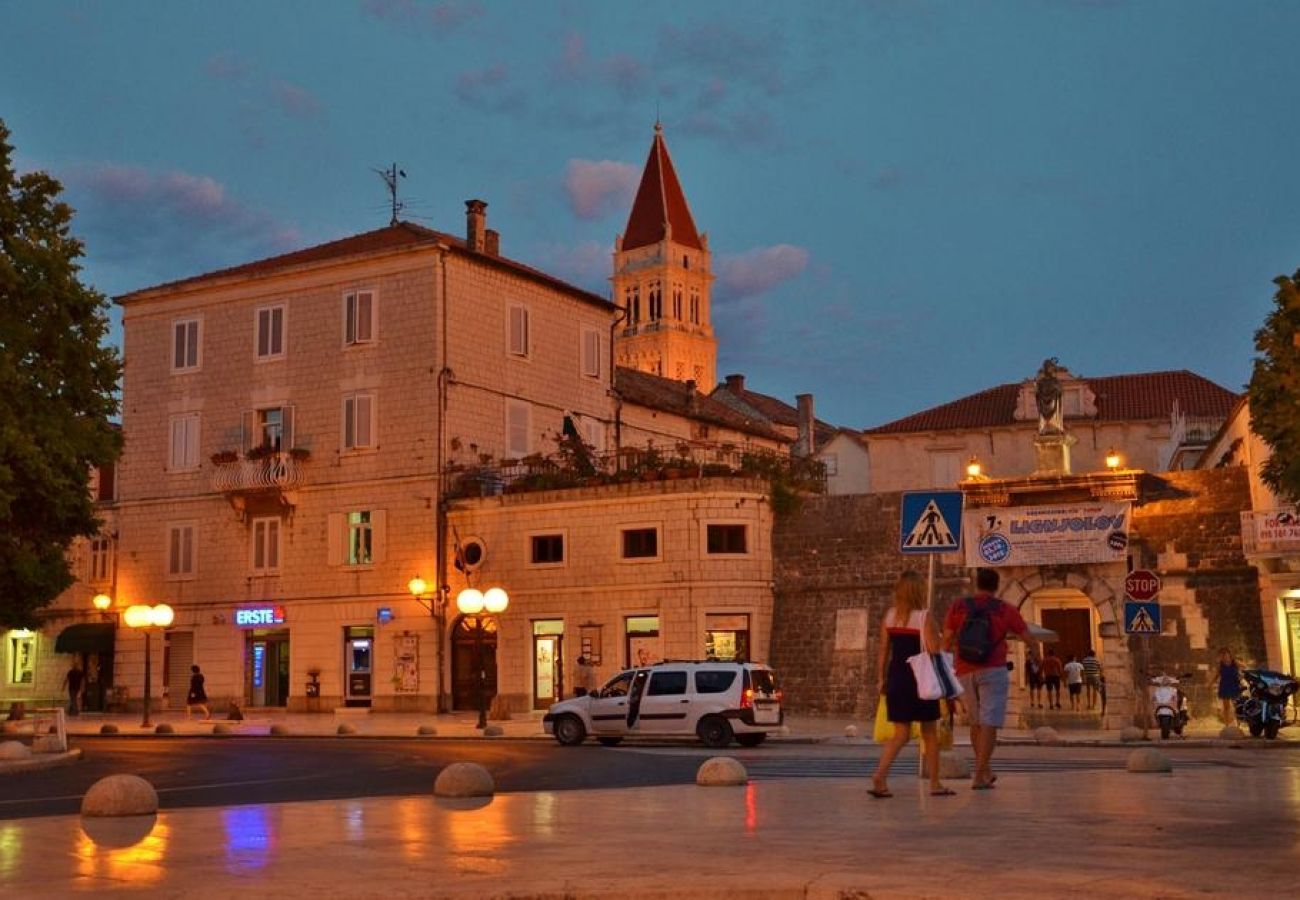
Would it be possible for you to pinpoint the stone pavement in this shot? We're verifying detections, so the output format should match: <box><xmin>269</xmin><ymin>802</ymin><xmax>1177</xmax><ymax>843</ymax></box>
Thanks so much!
<box><xmin>4</xmin><ymin>757</ymin><xmax>1299</xmax><ymax>897</ymax></box>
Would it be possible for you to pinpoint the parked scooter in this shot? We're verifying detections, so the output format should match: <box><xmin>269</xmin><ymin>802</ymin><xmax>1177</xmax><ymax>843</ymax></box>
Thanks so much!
<box><xmin>1149</xmin><ymin>673</ymin><xmax>1190</xmax><ymax>740</ymax></box>
<box><xmin>1234</xmin><ymin>669</ymin><xmax>1300</xmax><ymax>740</ymax></box>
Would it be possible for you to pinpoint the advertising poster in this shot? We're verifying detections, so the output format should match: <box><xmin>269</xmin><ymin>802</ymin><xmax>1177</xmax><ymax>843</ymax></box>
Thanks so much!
<box><xmin>963</xmin><ymin>501</ymin><xmax>1130</xmax><ymax>568</ymax></box>
<box><xmin>394</xmin><ymin>633</ymin><xmax>419</xmax><ymax>693</ymax></box>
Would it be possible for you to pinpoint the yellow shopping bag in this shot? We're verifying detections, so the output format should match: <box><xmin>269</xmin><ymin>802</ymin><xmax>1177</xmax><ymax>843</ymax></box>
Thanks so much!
<box><xmin>873</xmin><ymin>698</ymin><xmax>921</xmax><ymax>744</ymax></box>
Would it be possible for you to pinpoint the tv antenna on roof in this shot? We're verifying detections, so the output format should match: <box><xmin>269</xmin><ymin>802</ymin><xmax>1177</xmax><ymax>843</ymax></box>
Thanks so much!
<box><xmin>373</xmin><ymin>163</ymin><xmax>407</xmax><ymax>225</ymax></box>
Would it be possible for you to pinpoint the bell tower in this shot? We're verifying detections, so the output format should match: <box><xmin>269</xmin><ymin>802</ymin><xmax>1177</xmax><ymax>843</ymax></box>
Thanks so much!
<box><xmin>613</xmin><ymin>123</ymin><xmax>717</xmax><ymax>391</ymax></box>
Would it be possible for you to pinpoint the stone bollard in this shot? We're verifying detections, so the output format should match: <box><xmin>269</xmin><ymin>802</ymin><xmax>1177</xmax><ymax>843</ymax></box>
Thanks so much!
<box><xmin>844</xmin><ymin>725</ymin><xmax>859</xmax><ymax>739</ymax></box>
<box><xmin>1126</xmin><ymin>748</ymin><xmax>1173</xmax><ymax>773</ymax></box>
<box><xmin>482</xmin><ymin>724</ymin><xmax>505</xmax><ymax>737</ymax></box>
<box><xmin>212</xmin><ymin>724</ymin><xmax>233</xmax><ymax>736</ymax></box>
<box><xmin>269</xmin><ymin>724</ymin><xmax>291</xmax><ymax>736</ymax></box>
<box><xmin>434</xmin><ymin>762</ymin><xmax>495</xmax><ymax>797</ymax></box>
<box><xmin>696</xmin><ymin>756</ymin><xmax>748</xmax><ymax>786</ymax></box>
<box><xmin>154</xmin><ymin>723</ymin><xmax>174</xmax><ymax>735</ymax></box>
<box><xmin>81</xmin><ymin>774</ymin><xmax>159</xmax><ymax>817</ymax></box>
<box><xmin>1219</xmin><ymin>726</ymin><xmax>1245</xmax><ymax>740</ymax></box>
<box><xmin>1033</xmin><ymin>726</ymin><xmax>1061</xmax><ymax>745</ymax></box>
<box><xmin>0</xmin><ymin>741</ymin><xmax>32</xmax><ymax>761</ymax></box>
<box><xmin>337</xmin><ymin>723</ymin><xmax>357</xmax><ymax>736</ymax></box>
<box><xmin>100</xmin><ymin>724</ymin><xmax>120</xmax><ymax>735</ymax></box>
<box><xmin>417</xmin><ymin>725</ymin><xmax>438</xmax><ymax>737</ymax></box>
<box><xmin>1119</xmin><ymin>726</ymin><xmax>1146</xmax><ymax>743</ymax></box>
<box><xmin>921</xmin><ymin>751</ymin><xmax>971</xmax><ymax>780</ymax></box>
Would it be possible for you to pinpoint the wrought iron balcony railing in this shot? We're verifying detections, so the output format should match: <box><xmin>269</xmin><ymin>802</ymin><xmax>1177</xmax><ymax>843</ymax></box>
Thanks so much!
<box><xmin>210</xmin><ymin>453</ymin><xmax>304</xmax><ymax>494</ymax></box>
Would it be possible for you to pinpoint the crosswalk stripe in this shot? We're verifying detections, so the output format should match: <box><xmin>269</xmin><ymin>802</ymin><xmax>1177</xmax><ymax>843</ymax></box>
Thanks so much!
<box><xmin>741</xmin><ymin>757</ymin><xmax>1217</xmax><ymax>780</ymax></box>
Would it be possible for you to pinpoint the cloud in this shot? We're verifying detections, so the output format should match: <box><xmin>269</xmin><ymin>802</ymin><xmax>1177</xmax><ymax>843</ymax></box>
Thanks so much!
<box><xmin>657</xmin><ymin>22</ymin><xmax>785</xmax><ymax>96</ymax></box>
<box><xmin>551</xmin><ymin>32</ymin><xmax>650</xmax><ymax>100</ymax></box>
<box><xmin>361</xmin><ymin>0</ymin><xmax>483</xmax><ymax>33</ymax></box>
<box><xmin>454</xmin><ymin>64</ymin><xmax>526</xmax><ymax>113</ymax></box>
<box><xmin>272</xmin><ymin>81</ymin><xmax>325</xmax><ymax>121</ymax></box>
<box><xmin>563</xmin><ymin>159</ymin><xmax>639</xmax><ymax>221</ymax></box>
<box><xmin>63</xmin><ymin>163</ymin><xmax>301</xmax><ymax>292</ymax></box>
<box><xmin>205</xmin><ymin>53</ymin><xmax>250</xmax><ymax>82</ymax></box>
<box><xmin>204</xmin><ymin>55</ymin><xmax>326</xmax><ymax>133</ymax></box>
<box><xmin>716</xmin><ymin>245</ymin><xmax>811</xmax><ymax>301</ymax></box>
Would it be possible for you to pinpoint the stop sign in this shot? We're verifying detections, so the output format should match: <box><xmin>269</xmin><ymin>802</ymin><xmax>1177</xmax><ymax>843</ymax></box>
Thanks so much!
<box><xmin>1125</xmin><ymin>569</ymin><xmax>1161</xmax><ymax>601</ymax></box>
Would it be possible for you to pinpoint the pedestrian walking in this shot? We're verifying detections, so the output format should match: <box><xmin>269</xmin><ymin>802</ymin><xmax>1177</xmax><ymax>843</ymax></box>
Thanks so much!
<box><xmin>1063</xmin><ymin>655</ymin><xmax>1084</xmax><ymax>711</ymax></box>
<box><xmin>574</xmin><ymin>654</ymin><xmax>597</xmax><ymax>697</ymax></box>
<box><xmin>942</xmin><ymin>567</ymin><xmax>1040</xmax><ymax>791</ymax></box>
<box><xmin>1025</xmin><ymin>648</ymin><xmax>1045</xmax><ymax>708</ymax></box>
<box><xmin>1210</xmin><ymin>647</ymin><xmax>1242</xmax><ymax>726</ymax></box>
<box><xmin>186</xmin><ymin>664</ymin><xmax>211</xmax><ymax>720</ymax></box>
<box><xmin>1081</xmin><ymin>648</ymin><xmax>1103</xmax><ymax>710</ymax></box>
<box><xmin>1041</xmin><ymin>648</ymin><xmax>1064</xmax><ymax>708</ymax></box>
<box><xmin>870</xmin><ymin>571</ymin><xmax>954</xmax><ymax>798</ymax></box>
<box><xmin>62</xmin><ymin>663</ymin><xmax>85</xmax><ymax>716</ymax></box>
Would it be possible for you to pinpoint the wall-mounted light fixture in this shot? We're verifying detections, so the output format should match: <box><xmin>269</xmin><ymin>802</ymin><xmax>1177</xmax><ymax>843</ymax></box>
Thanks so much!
<box><xmin>1105</xmin><ymin>448</ymin><xmax>1122</xmax><ymax>470</ymax></box>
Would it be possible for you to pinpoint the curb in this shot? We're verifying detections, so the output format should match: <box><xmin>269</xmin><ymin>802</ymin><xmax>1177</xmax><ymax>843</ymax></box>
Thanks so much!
<box><xmin>0</xmin><ymin>747</ymin><xmax>82</xmax><ymax>775</ymax></box>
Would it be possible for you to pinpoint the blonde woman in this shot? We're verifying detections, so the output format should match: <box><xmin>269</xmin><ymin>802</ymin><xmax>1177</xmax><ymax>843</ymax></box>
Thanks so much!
<box><xmin>870</xmin><ymin>571</ymin><xmax>953</xmax><ymax>797</ymax></box>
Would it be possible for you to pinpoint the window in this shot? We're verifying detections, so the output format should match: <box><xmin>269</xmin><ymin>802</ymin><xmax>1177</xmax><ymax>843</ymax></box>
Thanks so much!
<box><xmin>694</xmin><ymin>670</ymin><xmax>737</xmax><ymax>694</ymax></box>
<box><xmin>171</xmin><ymin>317</ymin><xmax>201</xmax><ymax>372</ymax></box>
<box><xmin>167</xmin><ymin>524</ymin><xmax>195</xmax><ymax>578</ymax></box>
<box><xmin>647</xmin><ymin>670</ymin><xmax>688</xmax><ymax>696</ymax></box>
<box><xmin>582</xmin><ymin>419</ymin><xmax>605</xmax><ymax>453</ymax></box>
<box><xmin>689</xmin><ymin>288</ymin><xmax>700</xmax><ymax>325</ymax></box>
<box><xmin>530</xmin><ymin>533</ymin><xmax>564</xmax><ymax>565</ymax></box>
<box><xmin>706</xmin><ymin>524</ymin><xmax>748</xmax><ymax>555</ymax></box>
<box><xmin>89</xmin><ymin>537</ymin><xmax>112</xmax><ymax>584</ymax></box>
<box><xmin>168</xmin><ymin>413</ymin><xmax>200</xmax><ymax>471</ymax></box>
<box><xmin>821</xmin><ymin>453</ymin><xmax>839</xmax><ymax>476</ymax></box>
<box><xmin>343</xmin><ymin>393</ymin><xmax>374</xmax><ymax>450</ymax></box>
<box><xmin>251</xmin><ymin>517</ymin><xmax>281</xmax><ymax>573</ymax></box>
<box><xmin>672</xmin><ymin>286</ymin><xmax>683</xmax><ymax>320</ymax></box>
<box><xmin>705</xmin><ymin>613</ymin><xmax>750</xmax><ymax>661</ymax></box>
<box><xmin>505</xmin><ymin>400</ymin><xmax>531</xmax><ymax>458</ymax></box>
<box><xmin>621</xmin><ymin>527</ymin><xmax>658</xmax><ymax>560</ymax></box>
<box><xmin>600</xmin><ymin>671</ymin><xmax>634</xmax><ymax>698</ymax></box>
<box><xmin>8</xmin><ymin>632</ymin><xmax>35</xmax><ymax>684</ymax></box>
<box><xmin>508</xmin><ymin>304</ymin><xmax>530</xmax><ymax>357</ymax></box>
<box><xmin>627</xmin><ymin>285</ymin><xmax>641</xmax><ymax>323</ymax></box>
<box><xmin>929</xmin><ymin>451</ymin><xmax>960</xmax><ymax>487</ymax></box>
<box><xmin>348</xmin><ymin>511</ymin><xmax>373</xmax><ymax>566</ymax></box>
<box><xmin>344</xmin><ymin>290</ymin><xmax>375</xmax><ymax>345</ymax></box>
<box><xmin>648</xmin><ymin>283</ymin><xmax>662</xmax><ymax>321</ymax></box>
<box><xmin>256</xmin><ymin>304</ymin><xmax>286</xmax><ymax>359</ymax></box>
<box><xmin>457</xmin><ymin>537</ymin><xmax>485</xmax><ymax>571</ymax></box>
<box><xmin>581</xmin><ymin>328</ymin><xmax>601</xmax><ymax>378</ymax></box>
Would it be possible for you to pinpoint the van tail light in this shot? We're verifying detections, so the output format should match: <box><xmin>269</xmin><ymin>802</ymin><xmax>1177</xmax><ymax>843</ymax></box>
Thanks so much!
<box><xmin>741</xmin><ymin>688</ymin><xmax>754</xmax><ymax>709</ymax></box>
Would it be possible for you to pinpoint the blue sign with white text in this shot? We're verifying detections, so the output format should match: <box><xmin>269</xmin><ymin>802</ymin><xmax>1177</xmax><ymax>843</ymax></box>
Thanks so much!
<box><xmin>1124</xmin><ymin>601</ymin><xmax>1162</xmax><ymax>635</ymax></box>
<box><xmin>900</xmin><ymin>490</ymin><xmax>964</xmax><ymax>554</ymax></box>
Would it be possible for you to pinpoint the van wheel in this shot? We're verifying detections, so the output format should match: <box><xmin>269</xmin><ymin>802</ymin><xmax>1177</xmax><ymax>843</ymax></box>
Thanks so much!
<box><xmin>597</xmin><ymin>736</ymin><xmax>624</xmax><ymax>747</ymax></box>
<box><xmin>735</xmin><ymin>733</ymin><xmax>767</xmax><ymax>748</ymax></box>
<box><xmin>554</xmin><ymin>714</ymin><xmax>586</xmax><ymax>746</ymax></box>
<box><xmin>697</xmin><ymin>716</ymin><xmax>734</xmax><ymax>748</ymax></box>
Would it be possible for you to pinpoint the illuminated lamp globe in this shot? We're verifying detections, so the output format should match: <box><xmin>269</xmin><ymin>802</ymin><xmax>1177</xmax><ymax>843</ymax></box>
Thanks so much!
<box><xmin>1105</xmin><ymin>448</ymin><xmax>1122</xmax><ymax>470</ymax></box>
<box><xmin>123</xmin><ymin>605</ymin><xmax>151</xmax><ymax>629</ymax></box>
<box><xmin>151</xmin><ymin>604</ymin><xmax>175</xmax><ymax>628</ymax></box>
<box><xmin>483</xmin><ymin>587</ymin><xmax>509</xmax><ymax>614</ymax></box>
<box><xmin>965</xmin><ymin>456</ymin><xmax>983</xmax><ymax>479</ymax></box>
<box><xmin>408</xmin><ymin>575</ymin><xmax>428</xmax><ymax>597</ymax></box>
<box><xmin>456</xmin><ymin>589</ymin><xmax>485</xmax><ymax>616</ymax></box>
<box><xmin>92</xmin><ymin>593</ymin><xmax>113</xmax><ymax>611</ymax></box>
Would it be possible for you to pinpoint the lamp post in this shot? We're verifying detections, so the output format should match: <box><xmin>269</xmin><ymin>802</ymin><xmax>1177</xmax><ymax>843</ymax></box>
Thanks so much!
<box><xmin>124</xmin><ymin>603</ymin><xmax>174</xmax><ymax>728</ymax></box>
<box><xmin>1105</xmin><ymin>448</ymin><xmax>1122</xmax><ymax>470</ymax></box>
<box><xmin>456</xmin><ymin>586</ymin><xmax>508</xmax><ymax>730</ymax></box>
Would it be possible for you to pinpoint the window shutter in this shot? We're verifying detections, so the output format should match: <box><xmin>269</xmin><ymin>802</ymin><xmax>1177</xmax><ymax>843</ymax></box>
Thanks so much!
<box><xmin>168</xmin><ymin>527</ymin><xmax>180</xmax><ymax>574</ymax></box>
<box><xmin>170</xmin><ymin>418</ymin><xmax>184</xmax><ymax>469</ymax></box>
<box><xmin>268</xmin><ymin>519</ymin><xmax>280</xmax><ymax>569</ymax></box>
<box><xmin>343</xmin><ymin>397</ymin><xmax>355</xmax><ymax>449</ymax></box>
<box><xmin>357</xmin><ymin>291</ymin><xmax>373</xmax><ymax>342</ymax></box>
<box><xmin>371</xmin><ymin>509</ymin><xmax>387</xmax><ymax>563</ymax></box>
<box><xmin>271</xmin><ymin>306</ymin><xmax>284</xmax><ymax>355</ymax></box>
<box><xmin>327</xmin><ymin>513</ymin><xmax>344</xmax><ymax>566</ymax></box>
<box><xmin>509</xmin><ymin>306</ymin><xmax>528</xmax><ymax>356</ymax></box>
<box><xmin>357</xmin><ymin>395</ymin><xmax>372</xmax><ymax>447</ymax></box>
<box><xmin>582</xmin><ymin>330</ymin><xmax>600</xmax><ymax>377</ymax></box>
<box><xmin>182</xmin><ymin>526</ymin><xmax>194</xmax><ymax>574</ymax></box>
<box><xmin>282</xmin><ymin>404</ymin><xmax>295</xmax><ymax>451</ymax></box>
<box><xmin>241</xmin><ymin>410</ymin><xmax>256</xmax><ymax>453</ymax></box>
<box><xmin>173</xmin><ymin>323</ymin><xmax>185</xmax><ymax>369</ymax></box>
<box><xmin>185</xmin><ymin>415</ymin><xmax>200</xmax><ymax>468</ymax></box>
<box><xmin>506</xmin><ymin>401</ymin><xmax>530</xmax><ymax>458</ymax></box>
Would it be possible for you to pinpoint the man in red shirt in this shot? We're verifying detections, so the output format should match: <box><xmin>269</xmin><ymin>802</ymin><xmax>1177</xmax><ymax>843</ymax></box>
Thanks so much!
<box><xmin>942</xmin><ymin>568</ymin><xmax>1041</xmax><ymax>790</ymax></box>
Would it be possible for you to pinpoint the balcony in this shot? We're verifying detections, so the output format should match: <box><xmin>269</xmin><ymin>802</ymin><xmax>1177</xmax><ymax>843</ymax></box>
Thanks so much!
<box><xmin>210</xmin><ymin>449</ymin><xmax>307</xmax><ymax>517</ymax></box>
<box><xmin>1241</xmin><ymin>508</ymin><xmax>1300</xmax><ymax>557</ymax></box>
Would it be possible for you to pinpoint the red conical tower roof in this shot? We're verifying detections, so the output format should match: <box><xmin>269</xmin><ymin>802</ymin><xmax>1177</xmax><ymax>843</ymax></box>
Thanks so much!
<box><xmin>621</xmin><ymin>123</ymin><xmax>703</xmax><ymax>251</ymax></box>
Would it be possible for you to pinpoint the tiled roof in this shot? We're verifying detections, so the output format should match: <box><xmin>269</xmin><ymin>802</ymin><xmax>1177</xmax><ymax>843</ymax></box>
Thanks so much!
<box><xmin>865</xmin><ymin>370</ymin><xmax>1239</xmax><ymax>435</ymax></box>
<box><xmin>116</xmin><ymin>221</ymin><xmax>613</xmax><ymax>310</ymax></box>
<box><xmin>615</xmin><ymin>367</ymin><xmax>789</xmax><ymax>442</ymax></box>
<box><xmin>710</xmin><ymin>383</ymin><xmax>838</xmax><ymax>445</ymax></box>
<box><xmin>621</xmin><ymin>125</ymin><xmax>703</xmax><ymax>251</ymax></box>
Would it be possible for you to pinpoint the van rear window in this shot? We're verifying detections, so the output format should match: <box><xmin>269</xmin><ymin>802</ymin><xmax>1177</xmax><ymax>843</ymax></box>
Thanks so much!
<box><xmin>749</xmin><ymin>669</ymin><xmax>779</xmax><ymax>693</ymax></box>
<box><xmin>647</xmin><ymin>671</ymin><xmax>688</xmax><ymax>696</ymax></box>
<box><xmin>695</xmin><ymin>670</ymin><xmax>737</xmax><ymax>694</ymax></box>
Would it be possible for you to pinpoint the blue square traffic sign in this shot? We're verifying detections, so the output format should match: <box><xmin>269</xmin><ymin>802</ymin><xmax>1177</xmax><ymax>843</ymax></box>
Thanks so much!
<box><xmin>900</xmin><ymin>490</ymin><xmax>964</xmax><ymax>554</ymax></box>
<box><xmin>1124</xmin><ymin>601</ymin><xmax>1162</xmax><ymax>635</ymax></box>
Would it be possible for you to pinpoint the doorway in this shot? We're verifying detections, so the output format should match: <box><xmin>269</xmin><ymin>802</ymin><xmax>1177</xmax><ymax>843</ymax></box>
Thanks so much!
<box><xmin>1041</xmin><ymin>609</ymin><xmax>1092</xmax><ymax>664</ymax></box>
<box><xmin>165</xmin><ymin>631</ymin><xmax>194</xmax><ymax>709</ymax></box>
<box><xmin>344</xmin><ymin>626</ymin><xmax>374</xmax><ymax>707</ymax></box>
<box><xmin>533</xmin><ymin>620</ymin><xmax>564</xmax><ymax>708</ymax></box>
<box><xmin>246</xmin><ymin>630</ymin><xmax>290</xmax><ymax>707</ymax></box>
<box><xmin>451</xmin><ymin>615</ymin><xmax>498</xmax><ymax>712</ymax></box>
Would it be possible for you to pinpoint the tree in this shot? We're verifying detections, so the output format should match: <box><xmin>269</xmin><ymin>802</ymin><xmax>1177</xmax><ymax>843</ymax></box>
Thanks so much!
<box><xmin>0</xmin><ymin>119</ymin><xmax>122</xmax><ymax>628</ymax></box>
<box><xmin>1249</xmin><ymin>270</ymin><xmax>1300</xmax><ymax>505</ymax></box>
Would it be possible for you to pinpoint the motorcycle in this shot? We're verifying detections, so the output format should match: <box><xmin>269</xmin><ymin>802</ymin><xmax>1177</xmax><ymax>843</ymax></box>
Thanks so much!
<box><xmin>1234</xmin><ymin>669</ymin><xmax>1300</xmax><ymax>740</ymax></box>
<box><xmin>1149</xmin><ymin>673</ymin><xmax>1190</xmax><ymax>740</ymax></box>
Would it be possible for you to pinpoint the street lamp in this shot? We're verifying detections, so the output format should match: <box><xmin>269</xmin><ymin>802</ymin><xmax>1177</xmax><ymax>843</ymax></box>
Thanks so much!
<box><xmin>965</xmin><ymin>456</ymin><xmax>983</xmax><ymax>479</ymax></box>
<box><xmin>456</xmin><ymin>585</ymin><xmax>508</xmax><ymax>730</ymax></box>
<box><xmin>92</xmin><ymin>593</ymin><xmax>113</xmax><ymax>614</ymax></box>
<box><xmin>124</xmin><ymin>603</ymin><xmax>174</xmax><ymax>728</ymax></box>
<box><xmin>1105</xmin><ymin>448</ymin><xmax>1122</xmax><ymax>470</ymax></box>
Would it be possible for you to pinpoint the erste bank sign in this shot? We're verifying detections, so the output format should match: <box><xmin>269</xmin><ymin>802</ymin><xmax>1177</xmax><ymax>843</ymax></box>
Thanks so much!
<box><xmin>234</xmin><ymin>606</ymin><xmax>287</xmax><ymax>627</ymax></box>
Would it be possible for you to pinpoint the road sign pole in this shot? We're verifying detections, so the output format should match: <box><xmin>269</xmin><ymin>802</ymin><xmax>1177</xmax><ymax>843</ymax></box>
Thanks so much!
<box><xmin>926</xmin><ymin>552</ymin><xmax>935</xmax><ymax>611</ymax></box>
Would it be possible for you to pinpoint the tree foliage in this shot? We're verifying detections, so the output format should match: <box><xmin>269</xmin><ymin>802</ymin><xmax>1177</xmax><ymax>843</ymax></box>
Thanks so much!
<box><xmin>0</xmin><ymin>119</ymin><xmax>122</xmax><ymax>628</ymax></box>
<box><xmin>1248</xmin><ymin>270</ymin><xmax>1300</xmax><ymax>505</ymax></box>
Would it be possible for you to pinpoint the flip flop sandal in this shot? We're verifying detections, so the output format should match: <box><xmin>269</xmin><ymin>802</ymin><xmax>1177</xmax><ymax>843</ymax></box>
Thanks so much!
<box><xmin>867</xmin><ymin>788</ymin><xmax>893</xmax><ymax>799</ymax></box>
<box><xmin>930</xmin><ymin>788</ymin><xmax>957</xmax><ymax>796</ymax></box>
<box><xmin>971</xmin><ymin>782</ymin><xmax>996</xmax><ymax>791</ymax></box>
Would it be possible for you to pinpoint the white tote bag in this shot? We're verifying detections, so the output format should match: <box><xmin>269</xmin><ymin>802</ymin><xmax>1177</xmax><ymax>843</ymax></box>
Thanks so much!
<box><xmin>906</xmin><ymin>611</ymin><xmax>964</xmax><ymax>701</ymax></box>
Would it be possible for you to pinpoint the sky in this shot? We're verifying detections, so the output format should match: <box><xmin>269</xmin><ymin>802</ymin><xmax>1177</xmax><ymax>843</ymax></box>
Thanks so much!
<box><xmin>4</xmin><ymin>1</ymin><xmax>1299</xmax><ymax>428</ymax></box>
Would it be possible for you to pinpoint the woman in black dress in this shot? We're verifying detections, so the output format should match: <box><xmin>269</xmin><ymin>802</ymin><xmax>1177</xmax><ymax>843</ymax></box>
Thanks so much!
<box><xmin>186</xmin><ymin>664</ymin><xmax>211</xmax><ymax>720</ymax></box>
<box><xmin>870</xmin><ymin>571</ymin><xmax>952</xmax><ymax>797</ymax></box>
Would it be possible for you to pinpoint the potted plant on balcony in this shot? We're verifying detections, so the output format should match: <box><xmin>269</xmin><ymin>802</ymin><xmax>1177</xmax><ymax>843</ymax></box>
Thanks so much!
<box><xmin>245</xmin><ymin>444</ymin><xmax>276</xmax><ymax>462</ymax></box>
<box><xmin>210</xmin><ymin>449</ymin><xmax>239</xmax><ymax>465</ymax></box>
<box><xmin>288</xmin><ymin>447</ymin><xmax>311</xmax><ymax>462</ymax></box>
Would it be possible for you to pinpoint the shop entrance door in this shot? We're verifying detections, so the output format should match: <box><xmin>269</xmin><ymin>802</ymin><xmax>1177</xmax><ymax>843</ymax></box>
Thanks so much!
<box><xmin>451</xmin><ymin>616</ymin><xmax>498</xmax><ymax>712</ymax></box>
<box><xmin>533</xmin><ymin>621</ymin><xmax>563</xmax><ymax>708</ymax></box>
<box><xmin>1041</xmin><ymin>609</ymin><xmax>1092</xmax><ymax>663</ymax></box>
<box><xmin>345</xmin><ymin>627</ymin><xmax>374</xmax><ymax>707</ymax></box>
<box><xmin>247</xmin><ymin>630</ymin><xmax>290</xmax><ymax>707</ymax></box>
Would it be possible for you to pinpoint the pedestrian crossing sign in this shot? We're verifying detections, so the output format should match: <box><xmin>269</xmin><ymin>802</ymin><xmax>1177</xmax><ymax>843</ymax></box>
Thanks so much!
<box><xmin>900</xmin><ymin>490</ymin><xmax>964</xmax><ymax>554</ymax></box>
<box><xmin>1124</xmin><ymin>601</ymin><xmax>1162</xmax><ymax>635</ymax></box>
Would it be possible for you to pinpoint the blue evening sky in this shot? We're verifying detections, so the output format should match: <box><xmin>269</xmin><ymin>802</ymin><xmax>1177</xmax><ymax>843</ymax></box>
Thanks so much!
<box><xmin>4</xmin><ymin>1</ymin><xmax>1298</xmax><ymax>427</ymax></box>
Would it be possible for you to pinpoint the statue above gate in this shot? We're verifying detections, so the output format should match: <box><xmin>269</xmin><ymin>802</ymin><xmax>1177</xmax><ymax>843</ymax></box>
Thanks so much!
<box><xmin>1035</xmin><ymin>357</ymin><xmax>1065</xmax><ymax>436</ymax></box>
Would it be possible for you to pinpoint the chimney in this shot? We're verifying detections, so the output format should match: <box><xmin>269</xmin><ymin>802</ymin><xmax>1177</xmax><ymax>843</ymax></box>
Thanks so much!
<box><xmin>795</xmin><ymin>393</ymin><xmax>816</xmax><ymax>458</ymax></box>
<box><xmin>484</xmin><ymin>229</ymin><xmax>500</xmax><ymax>256</ymax></box>
<box><xmin>465</xmin><ymin>199</ymin><xmax>487</xmax><ymax>252</ymax></box>
<box><xmin>724</xmin><ymin>373</ymin><xmax>745</xmax><ymax>395</ymax></box>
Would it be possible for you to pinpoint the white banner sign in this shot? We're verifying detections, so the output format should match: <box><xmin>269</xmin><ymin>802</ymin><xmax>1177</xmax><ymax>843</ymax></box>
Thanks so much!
<box><xmin>963</xmin><ymin>501</ymin><xmax>1130</xmax><ymax>567</ymax></box>
<box><xmin>1253</xmin><ymin>509</ymin><xmax>1300</xmax><ymax>550</ymax></box>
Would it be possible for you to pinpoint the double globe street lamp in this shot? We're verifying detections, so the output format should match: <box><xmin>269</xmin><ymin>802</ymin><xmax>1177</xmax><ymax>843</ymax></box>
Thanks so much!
<box><xmin>456</xmin><ymin>586</ymin><xmax>508</xmax><ymax>730</ymax></box>
<box><xmin>123</xmin><ymin>603</ymin><xmax>174</xmax><ymax>728</ymax></box>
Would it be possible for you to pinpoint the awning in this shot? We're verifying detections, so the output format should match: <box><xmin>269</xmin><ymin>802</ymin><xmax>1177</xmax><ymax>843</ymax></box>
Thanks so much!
<box><xmin>54</xmin><ymin>622</ymin><xmax>116</xmax><ymax>653</ymax></box>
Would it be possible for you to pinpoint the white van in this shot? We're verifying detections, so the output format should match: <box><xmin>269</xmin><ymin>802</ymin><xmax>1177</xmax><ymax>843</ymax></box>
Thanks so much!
<box><xmin>543</xmin><ymin>661</ymin><xmax>783</xmax><ymax>748</ymax></box>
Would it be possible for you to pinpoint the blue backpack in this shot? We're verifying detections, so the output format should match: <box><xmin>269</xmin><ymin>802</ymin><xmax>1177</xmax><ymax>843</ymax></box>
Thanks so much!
<box><xmin>956</xmin><ymin>597</ymin><xmax>996</xmax><ymax>664</ymax></box>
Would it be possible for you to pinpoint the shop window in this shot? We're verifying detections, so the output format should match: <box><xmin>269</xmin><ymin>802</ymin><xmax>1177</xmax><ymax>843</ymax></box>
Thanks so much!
<box><xmin>705</xmin><ymin>613</ymin><xmax>750</xmax><ymax>662</ymax></box>
<box><xmin>706</xmin><ymin>524</ymin><xmax>748</xmax><ymax>555</ymax></box>
<box><xmin>625</xmin><ymin>615</ymin><xmax>661</xmax><ymax>667</ymax></box>
<box><xmin>8</xmin><ymin>631</ymin><xmax>35</xmax><ymax>684</ymax></box>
